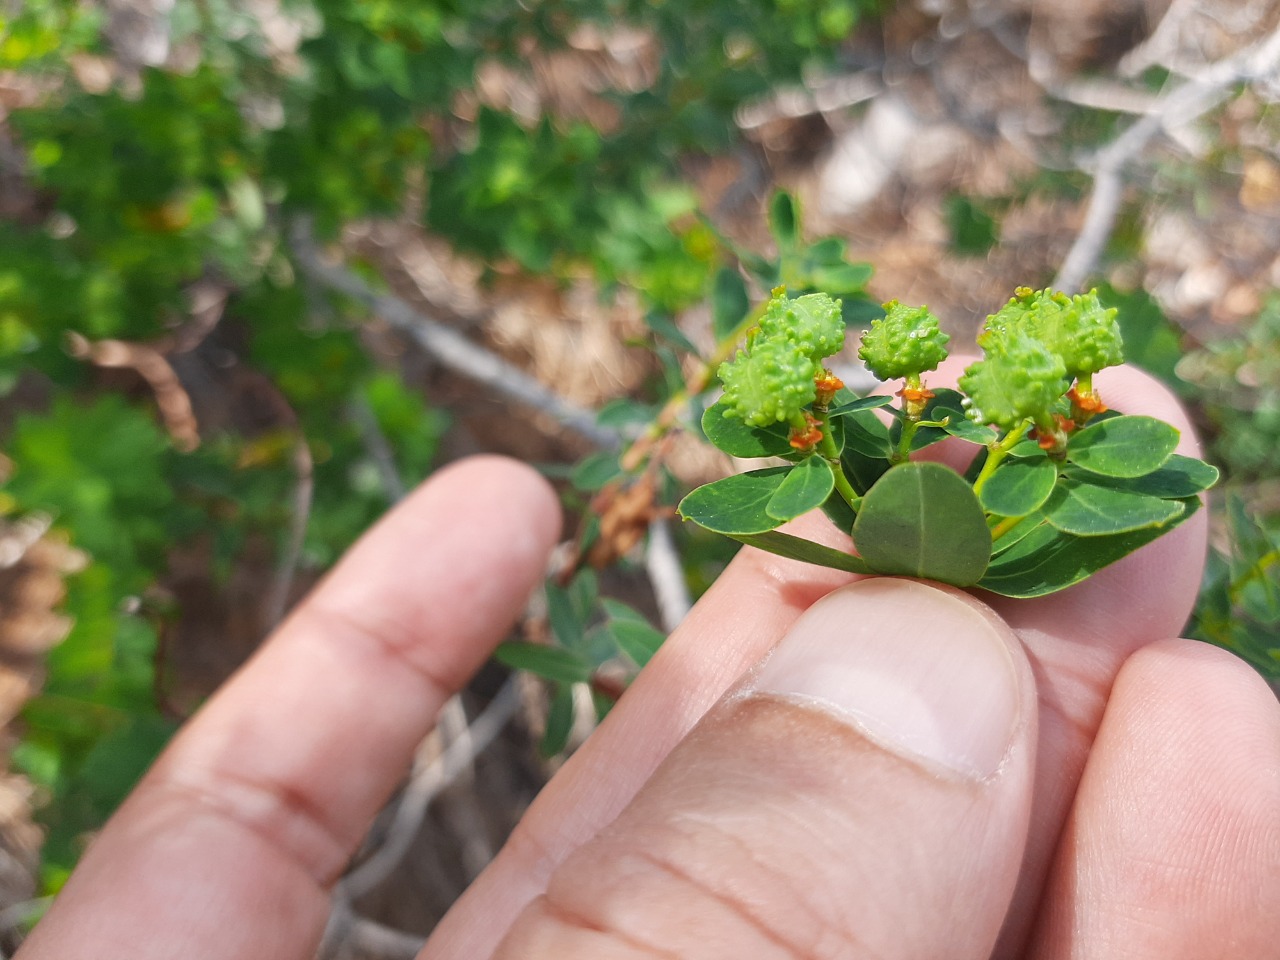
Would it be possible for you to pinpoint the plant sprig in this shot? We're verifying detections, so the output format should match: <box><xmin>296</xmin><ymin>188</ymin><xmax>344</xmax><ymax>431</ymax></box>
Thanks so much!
<box><xmin>680</xmin><ymin>287</ymin><xmax>1219</xmax><ymax>598</ymax></box>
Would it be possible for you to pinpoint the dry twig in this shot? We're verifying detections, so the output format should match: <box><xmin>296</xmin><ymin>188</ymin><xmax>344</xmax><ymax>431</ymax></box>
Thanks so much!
<box><xmin>289</xmin><ymin>220</ymin><xmax>621</xmax><ymax>449</ymax></box>
<box><xmin>340</xmin><ymin>679</ymin><xmax>522</xmax><ymax>901</ymax></box>
<box><xmin>264</xmin><ymin>436</ymin><xmax>315</xmax><ymax>627</ymax></box>
<box><xmin>1054</xmin><ymin>27</ymin><xmax>1280</xmax><ymax>293</ymax></box>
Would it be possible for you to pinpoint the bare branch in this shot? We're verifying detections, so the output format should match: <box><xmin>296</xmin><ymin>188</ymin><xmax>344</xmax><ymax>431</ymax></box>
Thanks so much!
<box><xmin>265</xmin><ymin>436</ymin><xmax>315</xmax><ymax>627</ymax></box>
<box><xmin>289</xmin><ymin>220</ymin><xmax>621</xmax><ymax>449</ymax></box>
<box><xmin>318</xmin><ymin>899</ymin><xmax>424</xmax><ymax>960</ymax></box>
<box><xmin>1054</xmin><ymin>27</ymin><xmax>1280</xmax><ymax>294</ymax></box>
<box><xmin>349</xmin><ymin>395</ymin><xmax>408</xmax><ymax>503</ymax></box>
<box><xmin>341</xmin><ymin>678</ymin><xmax>521</xmax><ymax>901</ymax></box>
<box><xmin>645</xmin><ymin>518</ymin><xmax>691</xmax><ymax>632</ymax></box>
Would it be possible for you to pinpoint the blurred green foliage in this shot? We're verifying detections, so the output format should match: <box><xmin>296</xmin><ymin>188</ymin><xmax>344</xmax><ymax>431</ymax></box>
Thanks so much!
<box><xmin>0</xmin><ymin>0</ymin><xmax>880</xmax><ymax>883</ymax></box>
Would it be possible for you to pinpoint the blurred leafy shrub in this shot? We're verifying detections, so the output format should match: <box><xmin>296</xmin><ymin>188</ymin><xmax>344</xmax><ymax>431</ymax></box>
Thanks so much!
<box><xmin>0</xmin><ymin>0</ymin><xmax>880</xmax><ymax>884</ymax></box>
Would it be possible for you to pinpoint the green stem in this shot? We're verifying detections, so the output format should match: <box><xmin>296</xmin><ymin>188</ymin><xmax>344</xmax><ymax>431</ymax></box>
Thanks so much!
<box><xmin>990</xmin><ymin>514</ymin><xmax>1023</xmax><ymax>540</ymax></box>
<box><xmin>814</xmin><ymin>403</ymin><xmax>861</xmax><ymax>513</ymax></box>
<box><xmin>893</xmin><ymin>418</ymin><xmax>919</xmax><ymax>463</ymax></box>
<box><xmin>1076</xmin><ymin>371</ymin><xmax>1094</xmax><ymax>397</ymax></box>
<box><xmin>972</xmin><ymin>421</ymin><xmax>1029</xmax><ymax>496</ymax></box>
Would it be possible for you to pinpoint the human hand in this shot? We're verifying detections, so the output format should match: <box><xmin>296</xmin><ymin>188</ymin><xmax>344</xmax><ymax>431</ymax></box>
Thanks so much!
<box><xmin>17</xmin><ymin>368</ymin><xmax>1280</xmax><ymax>960</ymax></box>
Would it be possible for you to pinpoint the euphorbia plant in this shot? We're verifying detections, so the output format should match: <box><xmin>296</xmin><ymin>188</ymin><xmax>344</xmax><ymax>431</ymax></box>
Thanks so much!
<box><xmin>679</xmin><ymin>286</ymin><xmax>1219</xmax><ymax>598</ymax></box>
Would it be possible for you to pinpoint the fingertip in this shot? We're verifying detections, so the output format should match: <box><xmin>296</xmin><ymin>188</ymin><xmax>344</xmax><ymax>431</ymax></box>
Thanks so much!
<box><xmin>415</xmin><ymin>454</ymin><xmax>563</xmax><ymax>551</ymax></box>
<box><xmin>1031</xmin><ymin>638</ymin><xmax>1280</xmax><ymax>958</ymax></box>
<box><xmin>1114</xmin><ymin>638</ymin><xmax>1280</xmax><ymax>755</ymax></box>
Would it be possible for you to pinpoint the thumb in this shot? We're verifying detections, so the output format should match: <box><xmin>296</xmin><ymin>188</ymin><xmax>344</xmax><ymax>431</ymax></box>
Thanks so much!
<box><xmin>495</xmin><ymin>579</ymin><xmax>1038</xmax><ymax>959</ymax></box>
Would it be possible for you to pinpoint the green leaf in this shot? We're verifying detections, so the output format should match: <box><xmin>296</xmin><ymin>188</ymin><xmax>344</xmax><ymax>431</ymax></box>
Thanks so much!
<box><xmin>851</xmin><ymin>462</ymin><xmax>991</xmax><ymax>586</ymax></box>
<box><xmin>841</xmin><ymin>408</ymin><xmax>892</xmax><ymax>458</ymax></box>
<box><xmin>700</xmin><ymin>400</ymin><xmax>793</xmax><ymax>459</ymax></box>
<box><xmin>571</xmin><ymin>451</ymin><xmax>623</xmax><ymax>492</ymax></box>
<box><xmin>494</xmin><ymin>642</ymin><xmax>591</xmax><ymax>684</ymax></box>
<box><xmin>539</xmin><ymin>683</ymin><xmax>576</xmax><ymax>758</ymax></box>
<box><xmin>1064</xmin><ymin>455</ymin><xmax>1219</xmax><ymax>499</ymax></box>
<box><xmin>819</xmin><ymin>489</ymin><xmax>855</xmax><ymax>533</ymax></box>
<box><xmin>980</xmin><ymin>459</ymin><xmax>1058</xmax><ymax>517</ymax></box>
<box><xmin>809</xmin><ymin>262</ymin><xmax>872</xmax><ymax>294</ymax></box>
<box><xmin>1067</xmin><ymin>415</ymin><xmax>1179</xmax><ymax>478</ymax></box>
<box><xmin>840</xmin><ymin>441</ymin><xmax>891</xmax><ymax>495</ymax></box>
<box><xmin>1008</xmin><ymin>440</ymin><xmax>1046</xmax><ymax>459</ymax></box>
<box><xmin>827</xmin><ymin>395</ymin><xmax>893</xmax><ymax>417</ymax></box>
<box><xmin>979</xmin><ymin>498</ymin><xmax>1201</xmax><ymax>598</ymax></box>
<box><xmin>711</xmin><ymin>266</ymin><xmax>750</xmax><ymax>342</ymax></box>
<box><xmin>645</xmin><ymin>310</ymin><xmax>700</xmax><ymax>356</ymax></box>
<box><xmin>766</xmin><ymin>456</ymin><xmax>834</xmax><ymax>521</ymax></box>
<box><xmin>769</xmin><ymin>191</ymin><xmax>799</xmax><ymax>250</ymax></box>
<box><xmin>992</xmin><ymin>513</ymin><xmax>1046</xmax><ymax>555</ymax></box>
<box><xmin>939</xmin><ymin>408</ymin><xmax>998</xmax><ymax>445</ymax></box>
<box><xmin>677</xmin><ymin>467</ymin><xmax>790</xmax><ymax>535</ymax></box>
<box><xmin>1043</xmin><ymin>482</ymin><xmax>1184</xmax><ymax>537</ymax></box>
<box><xmin>729</xmin><ymin>529</ymin><xmax>872</xmax><ymax>575</ymax></box>
<box><xmin>612</xmin><ymin>619</ymin><xmax>666</xmax><ymax>668</ymax></box>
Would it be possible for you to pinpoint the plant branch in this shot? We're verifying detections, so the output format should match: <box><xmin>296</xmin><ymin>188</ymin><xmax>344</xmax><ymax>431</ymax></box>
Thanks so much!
<box><xmin>289</xmin><ymin>219</ymin><xmax>621</xmax><ymax>449</ymax></box>
<box><xmin>1054</xmin><ymin>27</ymin><xmax>1280</xmax><ymax>293</ymax></box>
<box><xmin>644</xmin><ymin>517</ymin><xmax>692</xmax><ymax>631</ymax></box>
<box><xmin>318</xmin><ymin>898</ymin><xmax>425</xmax><ymax>960</ymax></box>
<box><xmin>340</xmin><ymin>678</ymin><xmax>521</xmax><ymax>901</ymax></box>
<box><xmin>265</xmin><ymin>435</ymin><xmax>314</xmax><ymax>627</ymax></box>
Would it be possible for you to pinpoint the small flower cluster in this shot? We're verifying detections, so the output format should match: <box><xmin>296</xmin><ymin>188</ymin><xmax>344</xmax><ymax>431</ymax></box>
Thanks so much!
<box><xmin>717</xmin><ymin>289</ymin><xmax>845</xmax><ymax>427</ymax></box>
<box><xmin>959</xmin><ymin>288</ymin><xmax>1123</xmax><ymax>441</ymax></box>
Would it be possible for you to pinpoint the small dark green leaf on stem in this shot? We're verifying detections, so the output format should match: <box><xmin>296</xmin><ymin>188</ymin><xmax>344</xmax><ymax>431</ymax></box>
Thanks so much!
<box><xmin>766</xmin><ymin>456</ymin><xmax>835</xmax><ymax>521</ymax></box>
<box><xmin>677</xmin><ymin>466</ymin><xmax>790</xmax><ymax>535</ymax></box>
<box><xmin>495</xmin><ymin>642</ymin><xmax>592</xmax><ymax>685</ymax></box>
<box><xmin>979</xmin><ymin>458</ymin><xmax>1058</xmax><ymax>517</ymax></box>
<box><xmin>701</xmin><ymin>400</ymin><xmax>794</xmax><ymax>458</ymax></box>
<box><xmin>1043</xmin><ymin>482</ymin><xmax>1184</xmax><ymax>537</ymax></box>
<box><xmin>1067</xmin><ymin>415</ymin><xmax>1179</xmax><ymax>478</ymax></box>
<box><xmin>711</xmin><ymin>267</ymin><xmax>750</xmax><ymax>341</ymax></box>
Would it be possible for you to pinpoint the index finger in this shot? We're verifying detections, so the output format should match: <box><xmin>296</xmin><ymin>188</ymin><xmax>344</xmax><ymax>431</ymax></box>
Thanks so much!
<box><xmin>18</xmin><ymin>456</ymin><xmax>560</xmax><ymax>960</ymax></box>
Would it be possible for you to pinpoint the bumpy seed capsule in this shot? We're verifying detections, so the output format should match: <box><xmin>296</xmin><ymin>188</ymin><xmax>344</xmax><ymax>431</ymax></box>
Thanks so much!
<box><xmin>983</xmin><ymin>287</ymin><xmax>1123</xmax><ymax>380</ymax></box>
<box><xmin>958</xmin><ymin>328</ymin><xmax>1068</xmax><ymax>431</ymax></box>
<box><xmin>757</xmin><ymin>291</ymin><xmax>846</xmax><ymax>364</ymax></box>
<box><xmin>858</xmin><ymin>300</ymin><xmax>950</xmax><ymax>382</ymax></box>
<box><xmin>718</xmin><ymin>337</ymin><xmax>818</xmax><ymax>427</ymax></box>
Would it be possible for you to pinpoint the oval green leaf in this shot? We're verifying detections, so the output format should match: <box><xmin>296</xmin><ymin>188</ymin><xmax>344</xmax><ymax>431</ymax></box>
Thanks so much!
<box><xmin>827</xmin><ymin>394</ymin><xmax>893</xmax><ymax>417</ymax></box>
<box><xmin>810</xmin><ymin>262</ymin><xmax>873</xmax><ymax>294</ymax></box>
<box><xmin>979</xmin><ymin>497</ymin><xmax>1200</xmax><ymax>598</ymax></box>
<box><xmin>1065</xmin><ymin>454</ymin><xmax>1219</xmax><ymax>499</ymax></box>
<box><xmin>1067</xmin><ymin>415</ymin><xmax>1179</xmax><ymax>478</ymax></box>
<box><xmin>769</xmin><ymin>191</ymin><xmax>799</xmax><ymax>249</ymax></box>
<box><xmin>1043</xmin><ymin>481</ymin><xmax>1184</xmax><ymax>536</ymax></box>
<box><xmin>852</xmin><ymin>461</ymin><xmax>991</xmax><ymax>587</ymax></box>
<box><xmin>571</xmin><ymin>450</ymin><xmax>623</xmax><ymax>492</ymax></box>
<box><xmin>701</xmin><ymin>400</ymin><xmax>794</xmax><ymax>459</ymax></box>
<box><xmin>677</xmin><ymin>467</ymin><xmax>790</xmax><ymax>535</ymax></box>
<box><xmin>766</xmin><ymin>456</ymin><xmax>834</xmax><ymax>521</ymax></box>
<box><xmin>842</xmin><ymin>408</ymin><xmax>891</xmax><ymax>458</ymax></box>
<box><xmin>711</xmin><ymin>266</ymin><xmax>750</xmax><ymax>341</ymax></box>
<box><xmin>939</xmin><ymin>407</ymin><xmax>999</xmax><ymax>445</ymax></box>
<box><xmin>979</xmin><ymin>458</ymin><xmax>1058</xmax><ymax>517</ymax></box>
<box><xmin>494</xmin><ymin>642</ymin><xmax>591</xmax><ymax>684</ymax></box>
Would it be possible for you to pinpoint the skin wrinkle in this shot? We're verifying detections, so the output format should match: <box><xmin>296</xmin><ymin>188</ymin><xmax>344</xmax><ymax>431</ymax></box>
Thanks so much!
<box><xmin>293</xmin><ymin>599</ymin><xmax>455</xmax><ymax>708</ymax></box>
<box><xmin>620</xmin><ymin>845</ymin><xmax>810</xmax><ymax>959</ymax></box>
<box><xmin>659</xmin><ymin>788</ymin><xmax>852</xmax><ymax>957</ymax></box>
<box><xmin>148</xmin><ymin>763</ymin><xmax>351</xmax><ymax>888</ymax></box>
<box><xmin>537</xmin><ymin>896</ymin><xmax>685</xmax><ymax>960</ymax></box>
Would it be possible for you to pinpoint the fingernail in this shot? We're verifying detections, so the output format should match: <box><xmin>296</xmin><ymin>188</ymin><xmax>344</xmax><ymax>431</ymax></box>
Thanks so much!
<box><xmin>747</xmin><ymin>579</ymin><xmax>1020</xmax><ymax>779</ymax></box>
